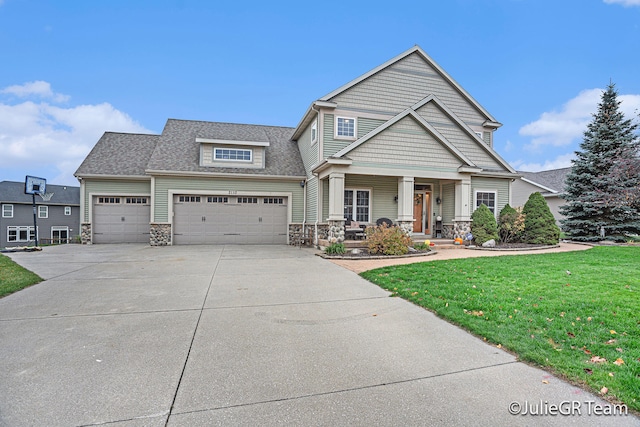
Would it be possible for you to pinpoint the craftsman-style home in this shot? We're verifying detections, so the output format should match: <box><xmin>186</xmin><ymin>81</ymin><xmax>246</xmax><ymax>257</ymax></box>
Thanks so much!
<box><xmin>75</xmin><ymin>46</ymin><xmax>518</xmax><ymax>245</ymax></box>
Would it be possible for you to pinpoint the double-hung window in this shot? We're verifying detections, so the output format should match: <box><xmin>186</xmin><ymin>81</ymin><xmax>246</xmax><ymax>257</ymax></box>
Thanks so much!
<box><xmin>475</xmin><ymin>191</ymin><xmax>496</xmax><ymax>214</ymax></box>
<box><xmin>336</xmin><ymin>117</ymin><xmax>356</xmax><ymax>139</ymax></box>
<box><xmin>311</xmin><ymin>120</ymin><xmax>318</xmax><ymax>144</ymax></box>
<box><xmin>38</xmin><ymin>205</ymin><xmax>48</xmax><ymax>218</ymax></box>
<box><xmin>2</xmin><ymin>204</ymin><xmax>13</xmax><ymax>218</ymax></box>
<box><xmin>344</xmin><ymin>189</ymin><xmax>370</xmax><ymax>223</ymax></box>
<box><xmin>64</xmin><ymin>206</ymin><xmax>72</xmax><ymax>216</ymax></box>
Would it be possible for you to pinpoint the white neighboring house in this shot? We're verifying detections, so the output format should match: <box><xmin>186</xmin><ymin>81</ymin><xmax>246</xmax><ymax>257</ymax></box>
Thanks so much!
<box><xmin>511</xmin><ymin>168</ymin><xmax>571</xmax><ymax>225</ymax></box>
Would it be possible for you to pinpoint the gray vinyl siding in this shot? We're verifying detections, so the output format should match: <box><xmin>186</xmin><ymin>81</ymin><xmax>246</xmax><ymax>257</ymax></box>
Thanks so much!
<box><xmin>296</xmin><ymin>121</ymin><xmax>319</xmax><ymax>176</ymax></box>
<box><xmin>329</xmin><ymin>52</ymin><xmax>487</xmax><ymax>126</ymax></box>
<box><xmin>0</xmin><ymin>203</ymin><xmax>80</xmax><ymax>247</ymax></box>
<box><xmin>349</xmin><ymin>116</ymin><xmax>461</xmax><ymax>169</ymax></box>
<box><xmin>471</xmin><ymin>177</ymin><xmax>510</xmax><ymax>216</ymax></box>
<box><xmin>83</xmin><ymin>180</ymin><xmax>151</xmax><ymax>223</ymax></box>
<box><xmin>322</xmin><ymin>178</ymin><xmax>329</xmax><ymax>221</ymax></box>
<box><xmin>441</xmin><ymin>182</ymin><xmax>456</xmax><ymax>224</ymax></box>
<box><xmin>482</xmin><ymin>131</ymin><xmax>492</xmax><ymax>148</ymax></box>
<box><xmin>153</xmin><ymin>176</ymin><xmax>303</xmax><ymax>223</ymax></box>
<box><xmin>305</xmin><ymin>177</ymin><xmax>318</xmax><ymax>222</ymax></box>
<box><xmin>344</xmin><ymin>175</ymin><xmax>398</xmax><ymax>222</ymax></box>
<box><xmin>416</xmin><ymin>103</ymin><xmax>504</xmax><ymax>170</ymax></box>
<box><xmin>323</xmin><ymin>114</ymin><xmax>386</xmax><ymax>158</ymax></box>
<box><xmin>511</xmin><ymin>179</ymin><xmax>544</xmax><ymax>209</ymax></box>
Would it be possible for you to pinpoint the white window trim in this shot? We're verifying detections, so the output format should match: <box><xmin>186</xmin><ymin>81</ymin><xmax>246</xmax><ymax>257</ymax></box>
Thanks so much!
<box><xmin>64</xmin><ymin>206</ymin><xmax>72</xmax><ymax>216</ymax></box>
<box><xmin>335</xmin><ymin>116</ymin><xmax>357</xmax><ymax>140</ymax></box>
<box><xmin>38</xmin><ymin>205</ymin><xmax>49</xmax><ymax>218</ymax></box>
<box><xmin>474</xmin><ymin>131</ymin><xmax>484</xmax><ymax>140</ymax></box>
<box><xmin>51</xmin><ymin>226</ymin><xmax>69</xmax><ymax>242</ymax></box>
<box><xmin>8</xmin><ymin>226</ymin><xmax>36</xmax><ymax>242</ymax></box>
<box><xmin>474</xmin><ymin>190</ymin><xmax>497</xmax><ymax>216</ymax></box>
<box><xmin>213</xmin><ymin>147</ymin><xmax>253</xmax><ymax>162</ymax></box>
<box><xmin>2</xmin><ymin>204</ymin><xmax>13</xmax><ymax>218</ymax></box>
<box><xmin>344</xmin><ymin>188</ymin><xmax>372</xmax><ymax>223</ymax></box>
<box><xmin>311</xmin><ymin>120</ymin><xmax>318</xmax><ymax>145</ymax></box>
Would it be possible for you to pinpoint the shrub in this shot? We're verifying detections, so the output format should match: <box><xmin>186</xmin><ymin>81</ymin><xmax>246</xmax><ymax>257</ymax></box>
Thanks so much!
<box><xmin>522</xmin><ymin>192</ymin><xmax>560</xmax><ymax>245</ymax></box>
<box><xmin>470</xmin><ymin>204</ymin><xmax>498</xmax><ymax>245</ymax></box>
<box><xmin>324</xmin><ymin>243</ymin><xmax>346</xmax><ymax>255</ymax></box>
<box><xmin>412</xmin><ymin>242</ymin><xmax>431</xmax><ymax>251</ymax></box>
<box><xmin>366</xmin><ymin>223</ymin><xmax>413</xmax><ymax>255</ymax></box>
<box><xmin>498</xmin><ymin>204</ymin><xmax>525</xmax><ymax>243</ymax></box>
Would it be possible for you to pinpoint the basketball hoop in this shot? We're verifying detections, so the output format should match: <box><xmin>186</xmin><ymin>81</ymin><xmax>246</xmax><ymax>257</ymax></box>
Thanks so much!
<box><xmin>39</xmin><ymin>192</ymin><xmax>54</xmax><ymax>202</ymax></box>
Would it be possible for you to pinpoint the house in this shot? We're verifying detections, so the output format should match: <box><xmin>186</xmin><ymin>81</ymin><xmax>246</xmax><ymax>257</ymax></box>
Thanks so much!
<box><xmin>75</xmin><ymin>46</ymin><xmax>519</xmax><ymax>246</ymax></box>
<box><xmin>0</xmin><ymin>181</ymin><xmax>80</xmax><ymax>248</ymax></box>
<box><xmin>511</xmin><ymin>167</ymin><xmax>571</xmax><ymax>224</ymax></box>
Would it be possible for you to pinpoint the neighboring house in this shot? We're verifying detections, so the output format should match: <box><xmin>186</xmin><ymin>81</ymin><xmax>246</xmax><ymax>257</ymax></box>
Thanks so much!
<box><xmin>75</xmin><ymin>46</ymin><xmax>519</xmax><ymax>246</ymax></box>
<box><xmin>0</xmin><ymin>181</ymin><xmax>80</xmax><ymax>248</ymax></box>
<box><xmin>511</xmin><ymin>167</ymin><xmax>571</xmax><ymax>224</ymax></box>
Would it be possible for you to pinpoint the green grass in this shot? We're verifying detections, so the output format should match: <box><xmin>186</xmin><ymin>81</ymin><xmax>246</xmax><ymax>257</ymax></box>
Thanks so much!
<box><xmin>361</xmin><ymin>246</ymin><xmax>640</xmax><ymax>412</ymax></box>
<box><xmin>0</xmin><ymin>254</ymin><xmax>42</xmax><ymax>298</ymax></box>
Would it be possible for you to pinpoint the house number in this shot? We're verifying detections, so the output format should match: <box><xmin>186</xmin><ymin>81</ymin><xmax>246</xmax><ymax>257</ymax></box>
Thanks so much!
<box><xmin>228</xmin><ymin>190</ymin><xmax>237</xmax><ymax>195</ymax></box>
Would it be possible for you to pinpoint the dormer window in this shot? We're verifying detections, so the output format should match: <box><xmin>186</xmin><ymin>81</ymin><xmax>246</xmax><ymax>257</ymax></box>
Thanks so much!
<box><xmin>214</xmin><ymin>148</ymin><xmax>252</xmax><ymax>162</ymax></box>
<box><xmin>336</xmin><ymin>116</ymin><xmax>356</xmax><ymax>139</ymax></box>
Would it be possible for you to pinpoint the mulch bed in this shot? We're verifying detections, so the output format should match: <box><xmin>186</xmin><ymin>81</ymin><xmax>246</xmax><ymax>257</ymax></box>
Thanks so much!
<box><xmin>319</xmin><ymin>248</ymin><xmax>435</xmax><ymax>260</ymax></box>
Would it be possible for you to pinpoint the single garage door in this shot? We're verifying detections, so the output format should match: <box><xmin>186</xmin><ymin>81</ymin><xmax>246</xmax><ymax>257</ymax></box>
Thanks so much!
<box><xmin>173</xmin><ymin>195</ymin><xmax>288</xmax><ymax>244</ymax></box>
<box><xmin>93</xmin><ymin>196</ymin><xmax>151</xmax><ymax>243</ymax></box>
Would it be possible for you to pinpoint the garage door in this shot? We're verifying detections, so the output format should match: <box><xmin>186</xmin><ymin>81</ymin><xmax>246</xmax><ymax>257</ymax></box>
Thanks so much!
<box><xmin>173</xmin><ymin>195</ymin><xmax>288</xmax><ymax>244</ymax></box>
<box><xmin>93</xmin><ymin>196</ymin><xmax>151</xmax><ymax>243</ymax></box>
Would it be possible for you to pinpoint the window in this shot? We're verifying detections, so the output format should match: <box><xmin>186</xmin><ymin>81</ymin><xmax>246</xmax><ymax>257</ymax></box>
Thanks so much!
<box><xmin>311</xmin><ymin>120</ymin><xmax>318</xmax><ymax>144</ymax></box>
<box><xmin>126</xmin><ymin>197</ymin><xmax>147</xmax><ymax>204</ymax></box>
<box><xmin>38</xmin><ymin>206</ymin><xmax>48</xmax><ymax>218</ymax></box>
<box><xmin>207</xmin><ymin>196</ymin><xmax>228</xmax><ymax>203</ymax></box>
<box><xmin>64</xmin><ymin>206</ymin><xmax>72</xmax><ymax>216</ymax></box>
<box><xmin>51</xmin><ymin>227</ymin><xmax>69</xmax><ymax>244</ymax></box>
<box><xmin>179</xmin><ymin>196</ymin><xmax>201</xmax><ymax>203</ymax></box>
<box><xmin>336</xmin><ymin>117</ymin><xmax>356</xmax><ymax>139</ymax></box>
<box><xmin>263</xmin><ymin>198</ymin><xmax>284</xmax><ymax>205</ymax></box>
<box><xmin>2</xmin><ymin>204</ymin><xmax>13</xmax><ymax>218</ymax></box>
<box><xmin>237</xmin><ymin>197</ymin><xmax>258</xmax><ymax>204</ymax></box>
<box><xmin>8</xmin><ymin>226</ymin><xmax>36</xmax><ymax>242</ymax></box>
<box><xmin>475</xmin><ymin>191</ymin><xmax>496</xmax><ymax>214</ymax></box>
<box><xmin>474</xmin><ymin>131</ymin><xmax>484</xmax><ymax>140</ymax></box>
<box><xmin>344</xmin><ymin>189</ymin><xmax>370</xmax><ymax>222</ymax></box>
<box><xmin>98</xmin><ymin>197</ymin><xmax>121</xmax><ymax>204</ymax></box>
<box><xmin>214</xmin><ymin>148</ymin><xmax>252</xmax><ymax>162</ymax></box>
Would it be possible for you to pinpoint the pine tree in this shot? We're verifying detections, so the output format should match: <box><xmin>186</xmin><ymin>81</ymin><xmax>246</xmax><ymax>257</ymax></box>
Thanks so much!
<box><xmin>560</xmin><ymin>83</ymin><xmax>640</xmax><ymax>242</ymax></box>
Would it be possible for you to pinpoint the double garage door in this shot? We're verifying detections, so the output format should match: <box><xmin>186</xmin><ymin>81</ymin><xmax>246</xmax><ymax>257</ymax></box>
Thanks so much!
<box><xmin>173</xmin><ymin>195</ymin><xmax>288</xmax><ymax>244</ymax></box>
<box><xmin>93</xmin><ymin>196</ymin><xmax>151</xmax><ymax>243</ymax></box>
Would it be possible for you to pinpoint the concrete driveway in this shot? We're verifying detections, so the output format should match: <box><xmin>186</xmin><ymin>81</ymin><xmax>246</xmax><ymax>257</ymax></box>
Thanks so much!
<box><xmin>1</xmin><ymin>244</ymin><xmax>636</xmax><ymax>426</ymax></box>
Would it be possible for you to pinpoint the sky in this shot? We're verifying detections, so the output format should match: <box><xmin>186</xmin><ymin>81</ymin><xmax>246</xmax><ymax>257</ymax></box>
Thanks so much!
<box><xmin>1</xmin><ymin>0</ymin><xmax>639</xmax><ymax>186</ymax></box>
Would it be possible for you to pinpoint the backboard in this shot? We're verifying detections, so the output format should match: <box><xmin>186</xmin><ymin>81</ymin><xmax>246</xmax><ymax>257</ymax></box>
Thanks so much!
<box><xmin>25</xmin><ymin>175</ymin><xmax>47</xmax><ymax>195</ymax></box>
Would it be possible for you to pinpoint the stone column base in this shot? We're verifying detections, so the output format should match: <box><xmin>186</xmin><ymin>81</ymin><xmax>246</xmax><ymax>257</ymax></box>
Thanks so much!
<box><xmin>150</xmin><ymin>223</ymin><xmax>171</xmax><ymax>246</ymax></box>
<box><xmin>397</xmin><ymin>220</ymin><xmax>414</xmax><ymax>237</ymax></box>
<box><xmin>327</xmin><ymin>220</ymin><xmax>345</xmax><ymax>244</ymax></box>
<box><xmin>452</xmin><ymin>221</ymin><xmax>471</xmax><ymax>240</ymax></box>
<box><xmin>81</xmin><ymin>223</ymin><xmax>92</xmax><ymax>244</ymax></box>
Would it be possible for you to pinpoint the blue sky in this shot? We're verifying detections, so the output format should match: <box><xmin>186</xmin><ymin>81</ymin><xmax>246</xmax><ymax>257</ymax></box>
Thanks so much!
<box><xmin>1</xmin><ymin>0</ymin><xmax>639</xmax><ymax>186</ymax></box>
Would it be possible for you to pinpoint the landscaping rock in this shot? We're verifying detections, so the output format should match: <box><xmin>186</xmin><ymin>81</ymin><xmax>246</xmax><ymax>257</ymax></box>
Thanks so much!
<box><xmin>482</xmin><ymin>239</ymin><xmax>496</xmax><ymax>248</ymax></box>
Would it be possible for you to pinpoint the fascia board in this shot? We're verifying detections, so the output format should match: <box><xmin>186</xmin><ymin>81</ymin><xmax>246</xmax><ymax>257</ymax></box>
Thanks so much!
<box><xmin>195</xmin><ymin>138</ymin><xmax>270</xmax><ymax>147</ymax></box>
<box><xmin>521</xmin><ymin>177</ymin><xmax>558</xmax><ymax>193</ymax></box>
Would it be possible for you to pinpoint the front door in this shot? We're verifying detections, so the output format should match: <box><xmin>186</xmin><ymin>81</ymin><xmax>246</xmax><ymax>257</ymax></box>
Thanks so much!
<box><xmin>413</xmin><ymin>194</ymin><xmax>423</xmax><ymax>233</ymax></box>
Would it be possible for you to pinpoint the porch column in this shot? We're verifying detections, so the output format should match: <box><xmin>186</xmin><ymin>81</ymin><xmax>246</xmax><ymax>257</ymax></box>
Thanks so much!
<box><xmin>327</xmin><ymin>172</ymin><xmax>345</xmax><ymax>243</ymax></box>
<box><xmin>453</xmin><ymin>177</ymin><xmax>472</xmax><ymax>239</ymax></box>
<box><xmin>396</xmin><ymin>176</ymin><xmax>414</xmax><ymax>236</ymax></box>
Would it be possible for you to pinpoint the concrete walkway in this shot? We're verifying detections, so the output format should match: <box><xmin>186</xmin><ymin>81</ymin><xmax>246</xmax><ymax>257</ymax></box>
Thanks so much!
<box><xmin>1</xmin><ymin>244</ymin><xmax>636</xmax><ymax>426</ymax></box>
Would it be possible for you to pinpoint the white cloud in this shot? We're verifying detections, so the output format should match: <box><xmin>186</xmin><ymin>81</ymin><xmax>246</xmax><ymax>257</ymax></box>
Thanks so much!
<box><xmin>519</xmin><ymin>88</ymin><xmax>640</xmax><ymax>152</ymax></box>
<box><xmin>604</xmin><ymin>0</ymin><xmax>640</xmax><ymax>6</ymax></box>
<box><xmin>511</xmin><ymin>153</ymin><xmax>575</xmax><ymax>172</ymax></box>
<box><xmin>0</xmin><ymin>82</ymin><xmax>152</xmax><ymax>185</ymax></box>
<box><xmin>1</xmin><ymin>80</ymin><xmax>70</xmax><ymax>103</ymax></box>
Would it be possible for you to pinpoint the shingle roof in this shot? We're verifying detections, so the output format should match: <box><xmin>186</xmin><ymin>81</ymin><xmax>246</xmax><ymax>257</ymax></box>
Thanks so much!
<box><xmin>145</xmin><ymin>119</ymin><xmax>306</xmax><ymax>176</ymax></box>
<box><xmin>519</xmin><ymin>167</ymin><xmax>571</xmax><ymax>193</ymax></box>
<box><xmin>75</xmin><ymin>132</ymin><xmax>160</xmax><ymax>177</ymax></box>
<box><xmin>0</xmin><ymin>181</ymin><xmax>80</xmax><ymax>205</ymax></box>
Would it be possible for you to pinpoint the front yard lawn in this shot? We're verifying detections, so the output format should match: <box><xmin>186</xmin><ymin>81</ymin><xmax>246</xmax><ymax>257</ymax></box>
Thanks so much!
<box><xmin>361</xmin><ymin>246</ymin><xmax>640</xmax><ymax>412</ymax></box>
<box><xmin>0</xmin><ymin>254</ymin><xmax>42</xmax><ymax>298</ymax></box>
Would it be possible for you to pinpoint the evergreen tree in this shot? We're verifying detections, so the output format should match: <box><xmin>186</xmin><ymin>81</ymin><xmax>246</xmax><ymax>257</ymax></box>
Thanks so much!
<box><xmin>523</xmin><ymin>192</ymin><xmax>560</xmax><ymax>245</ymax></box>
<box><xmin>560</xmin><ymin>83</ymin><xmax>640</xmax><ymax>242</ymax></box>
<box><xmin>471</xmin><ymin>204</ymin><xmax>498</xmax><ymax>245</ymax></box>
